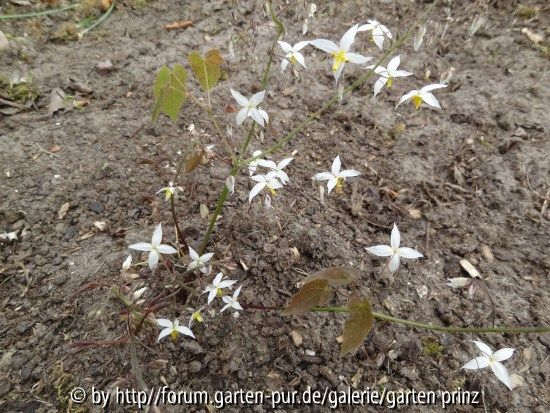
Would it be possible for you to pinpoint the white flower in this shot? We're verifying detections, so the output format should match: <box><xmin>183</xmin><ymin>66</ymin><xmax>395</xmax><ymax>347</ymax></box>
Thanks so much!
<box><xmin>366</xmin><ymin>223</ymin><xmax>423</xmax><ymax>272</ymax></box>
<box><xmin>256</xmin><ymin>157</ymin><xmax>293</xmax><ymax>184</ymax></box>
<box><xmin>310</xmin><ymin>24</ymin><xmax>372</xmax><ymax>82</ymax></box>
<box><xmin>230</xmin><ymin>89</ymin><xmax>269</xmax><ymax>127</ymax></box>
<box><xmin>368</xmin><ymin>55</ymin><xmax>412</xmax><ymax>97</ymax></box>
<box><xmin>187</xmin><ymin>246</ymin><xmax>214</xmax><ymax>273</ymax></box>
<box><xmin>249</xmin><ymin>171</ymin><xmax>284</xmax><ymax>203</ymax></box>
<box><xmin>122</xmin><ymin>255</ymin><xmax>132</xmax><ymax>271</ymax></box>
<box><xmin>358</xmin><ymin>20</ymin><xmax>393</xmax><ymax>50</ymax></box>
<box><xmin>130</xmin><ymin>287</ymin><xmax>147</xmax><ymax>302</ymax></box>
<box><xmin>204</xmin><ymin>272</ymin><xmax>238</xmax><ymax>305</ymax></box>
<box><xmin>156</xmin><ymin>318</ymin><xmax>195</xmax><ymax>342</ymax></box>
<box><xmin>188</xmin><ymin>307</ymin><xmax>205</xmax><ymax>327</ymax></box>
<box><xmin>312</xmin><ymin>155</ymin><xmax>361</xmax><ymax>194</ymax></box>
<box><xmin>156</xmin><ymin>182</ymin><xmax>181</xmax><ymax>201</ymax></box>
<box><xmin>248</xmin><ymin>150</ymin><xmax>263</xmax><ymax>176</ymax></box>
<box><xmin>278</xmin><ymin>40</ymin><xmax>309</xmax><ymax>71</ymax></box>
<box><xmin>220</xmin><ymin>285</ymin><xmax>244</xmax><ymax>317</ymax></box>
<box><xmin>129</xmin><ymin>223</ymin><xmax>178</xmax><ymax>270</ymax></box>
<box><xmin>462</xmin><ymin>340</ymin><xmax>515</xmax><ymax>390</ymax></box>
<box><xmin>396</xmin><ymin>84</ymin><xmax>447</xmax><ymax>110</ymax></box>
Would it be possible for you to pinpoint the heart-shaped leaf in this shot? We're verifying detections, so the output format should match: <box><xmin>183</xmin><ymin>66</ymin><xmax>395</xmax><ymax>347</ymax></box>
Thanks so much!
<box><xmin>152</xmin><ymin>64</ymin><xmax>188</xmax><ymax>122</ymax></box>
<box><xmin>341</xmin><ymin>297</ymin><xmax>374</xmax><ymax>355</ymax></box>
<box><xmin>283</xmin><ymin>279</ymin><xmax>331</xmax><ymax>316</ymax></box>
<box><xmin>188</xmin><ymin>50</ymin><xmax>223</xmax><ymax>92</ymax></box>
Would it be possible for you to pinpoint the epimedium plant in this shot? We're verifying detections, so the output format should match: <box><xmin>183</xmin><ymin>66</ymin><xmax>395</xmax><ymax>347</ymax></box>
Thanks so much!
<box><xmin>72</xmin><ymin>1</ymin><xmax>549</xmax><ymax>395</ymax></box>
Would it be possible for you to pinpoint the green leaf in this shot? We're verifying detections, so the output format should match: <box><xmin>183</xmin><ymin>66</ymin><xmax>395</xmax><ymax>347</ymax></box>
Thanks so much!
<box><xmin>341</xmin><ymin>297</ymin><xmax>374</xmax><ymax>356</ymax></box>
<box><xmin>302</xmin><ymin>266</ymin><xmax>359</xmax><ymax>287</ymax></box>
<box><xmin>188</xmin><ymin>50</ymin><xmax>223</xmax><ymax>91</ymax></box>
<box><xmin>152</xmin><ymin>64</ymin><xmax>188</xmax><ymax>123</ymax></box>
<box><xmin>283</xmin><ymin>279</ymin><xmax>332</xmax><ymax>316</ymax></box>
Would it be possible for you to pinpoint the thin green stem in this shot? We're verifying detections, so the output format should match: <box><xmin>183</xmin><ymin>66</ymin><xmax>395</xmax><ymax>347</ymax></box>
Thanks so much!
<box><xmin>0</xmin><ymin>4</ymin><xmax>77</xmax><ymax>20</ymax></box>
<box><xmin>310</xmin><ymin>306</ymin><xmax>550</xmax><ymax>334</ymax></box>
<box><xmin>77</xmin><ymin>1</ymin><xmax>116</xmax><ymax>39</ymax></box>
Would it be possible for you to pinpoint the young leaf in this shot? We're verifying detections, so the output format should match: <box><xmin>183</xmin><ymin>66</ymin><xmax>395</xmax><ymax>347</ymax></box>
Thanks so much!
<box><xmin>301</xmin><ymin>266</ymin><xmax>359</xmax><ymax>287</ymax></box>
<box><xmin>152</xmin><ymin>64</ymin><xmax>188</xmax><ymax>122</ymax></box>
<box><xmin>283</xmin><ymin>279</ymin><xmax>331</xmax><ymax>316</ymax></box>
<box><xmin>341</xmin><ymin>297</ymin><xmax>374</xmax><ymax>356</ymax></box>
<box><xmin>188</xmin><ymin>50</ymin><xmax>223</xmax><ymax>91</ymax></box>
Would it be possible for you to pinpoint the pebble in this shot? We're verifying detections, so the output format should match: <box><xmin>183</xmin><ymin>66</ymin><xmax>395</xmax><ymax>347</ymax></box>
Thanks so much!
<box><xmin>89</xmin><ymin>200</ymin><xmax>104</xmax><ymax>213</ymax></box>
<box><xmin>189</xmin><ymin>360</ymin><xmax>202</xmax><ymax>373</ymax></box>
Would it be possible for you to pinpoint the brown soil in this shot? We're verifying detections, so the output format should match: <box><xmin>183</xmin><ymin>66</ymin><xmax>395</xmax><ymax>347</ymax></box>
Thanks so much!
<box><xmin>1</xmin><ymin>1</ymin><xmax>549</xmax><ymax>412</ymax></box>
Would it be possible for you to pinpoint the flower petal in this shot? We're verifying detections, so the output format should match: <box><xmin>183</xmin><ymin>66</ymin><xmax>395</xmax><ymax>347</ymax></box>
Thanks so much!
<box><xmin>393</xmin><ymin>69</ymin><xmax>413</xmax><ymax>77</ymax></box>
<box><xmin>157</xmin><ymin>244</ymin><xmax>177</xmax><ymax>254</ymax></box>
<box><xmin>421</xmin><ymin>83</ymin><xmax>447</xmax><ymax>92</ymax></box>
<box><xmin>490</xmin><ymin>361</ymin><xmax>514</xmax><ymax>390</ymax></box>
<box><xmin>339</xmin><ymin>169</ymin><xmax>361</xmax><ymax>178</ymax></box>
<box><xmin>294</xmin><ymin>40</ymin><xmax>310</xmax><ymax>51</ymax></box>
<box><xmin>366</xmin><ymin>245</ymin><xmax>393</xmax><ymax>257</ymax></box>
<box><xmin>462</xmin><ymin>356</ymin><xmax>490</xmax><ymax>370</ymax></box>
<box><xmin>294</xmin><ymin>52</ymin><xmax>306</xmax><ymax>68</ymax></box>
<box><xmin>388</xmin><ymin>254</ymin><xmax>400</xmax><ymax>272</ymax></box>
<box><xmin>201</xmin><ymin>252</ymin><xmax>214</xmax><ymax>262</ymax></box>
<box><xmin>395</xmin><ymin>90</ymin><xmax>418</xmax><ymax>108</ymax></box>
<box><xmin>277</xmin><ymin>40</ymin><xmax>292</xmax><ymax>53</ymax></box>
<box><xmin>156</xmin><ymin>318</ymin><xmax>173</xmax><ymax>328</ymax></box>
<box><xmin>340</xmin><ymin>24</ymin><xmax>359</xmax><ymax>51</ymax></box>
<box><xmin>258</xmin><ymin>109</ymin><xmax>269</xmax><ymax>124</ymax></box>
<box><xmin>331</xmin><ymin>155</ymin><xmax>341</xmax><ymax>176</ymax></box>
<box><xmin>129</xmin><ymin>242</ymin><xmax>153</xmax><ymax>252</ymax></box>
<box><xmin>373</xmin><ymin>77</ymin><xmax>387</xmax><ymax>97</ymax></box>
<box><xmin>256</xmin><ymin>159</ymin><xmax>277</xmax><ymax>169</ymax></box>
<box><xmin>397</xmin><ymin>247</ymin><xmax>423</xmax><ymax>259</ymax></box>
<box><xmin>249</xmin><ymin>90</ymin><xmax>266</xmax><ymax>106</ymax></box>
<box><xmin>151</xmin><ymin>223</ymin><xmax>162</xmax><ymax>246</ymax></box>
<box><xmin>157</xmin><ymin>328</ymin><xmax>173</xmax><ymax>342</ymax></box>
<box><xmin>176</xmin><ymin>325</ymin><xmax>195</xmax><ymax>338</ymax></box>
<box><xmin>207</xmin><ymin>289</ymin><xmax>217</xmax><ymax>304</ymax></box>
<box><xmin>372</xmin><ymin>32</ymin><xmax>385</xmax><ymax>50</ymax></box>
<box><xmin>278</xmin><ymin>157</ymin><xmax>293</xmax><ymax>169</ymax></box>
<box><xmin>333</xmin><ymin>62</ymin><xmax>345</xmax><ymax>82</ymax></box>
<box><xmin>313</xmin><ymin>172</ymin><xmax>334</xmax><ymax>181</ymax></box>
<box><xmin>230</xmin><ymin>88</ymin><xmax>248</xmax><ymax>106</ymax></box>
<box><xmin>326</xmin><ymin>178</ymin><xmax>337</xmax><ymax>194</ymax></box>
<box><xmin>250</xmin><ymin>108</ymin><xmax>265</xmax><ymax>126</ymax></box>
<box><xmin>346</xmin><ymin>53</ymin><xmax>371</xmax><ymax>65</ymax></box>
<box><xmin>188</xmin><ymin>246</ymin><xmax>199</xmax><ymax>260</ymax></box>
<box><xmin>387</xmin><ymin>55</ymin><xmax>400</xmax><ymax>72</ymax></box>
<box><xmin>281</xmin><ymin>58</ymin><xmax>289</xmax><ymax>71</ymax></box>
<box><xmin>249</xmin><ymin>181</ymin><xmax>266</xmax><ymax>203</ymax></box>
<box><xmin>236</xmin><ymin>107</ymin><xmax>248</xmax><ymax>125</ymax></box>
<box><xmin>493</xmin><ymin>348</ymin><xmax>515</xmax><ymax>362</ymax></box>
<box><xmin>357</xmin><ymin>23</ymin><xmax>374</xmax><ymax>32</ymax></box>
<box><xmin>472</xmin><ymin>340</ymin><xmax>493</xmax><ymax>357</ymax></box>
<box><xmin>419</xmin><ymin>92</ymin><xmax>441</xmax><ymax>109</ymax></box>
<box><xmin>310</xmin><ymin>39</ymin><xmax>339</xmax><ymax>54</ymax></box>
<box><xmin>148</xmin><ymin>249</ymin><xmax>160</xmax><ymax>270</ymax></box>
<box><xmin>390</xmin><ymin>223</ymin><xmax>400</xmax><ymax>249</ymax></box>
<box><xmin>218</xmin><ymin>279</ymin><xmax>237</xmax><ymax>288</ymax></box>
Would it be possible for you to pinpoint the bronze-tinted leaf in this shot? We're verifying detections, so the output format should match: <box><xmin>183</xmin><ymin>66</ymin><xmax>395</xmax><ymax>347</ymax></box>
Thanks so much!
<box><xmin>302</xmin><ymin>266</ymin><xmax>359</xmax><ymax>287</ymax></box>
<box><xmin>341</xmin><ymin>297</ymin><xmax>374</xmax><ymax>356</ymax></box>
<box><xmin>283</xmin><ymin>279</ymin><xmax>331</xmax><ymax>316</ymax></box>
<box><xmin>188</xmin><ymin>50</ymin><xmax>223</xmax><ymax>92</ymax></box>
<box><xmin>184</xmin><ymin>151</ymin><xmax>202</xmax><ymax>173</ymax></box>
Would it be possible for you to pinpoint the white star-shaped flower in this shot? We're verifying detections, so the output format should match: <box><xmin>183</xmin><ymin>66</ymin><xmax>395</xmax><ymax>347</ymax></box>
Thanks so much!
<box><xmin>230</xmin><ymin>89</ymin><xmax>269</xmax><ymax>127</ymax></box>
<box><xmin>256</xmin><ymin>157</ymin><xmax>293</xmax><ymax>184</ymax></box>
<box><xmin>358</xmin><ymin>20</ymin><xmax>393</xmax><ymax>50</ymax></box>
<box><xmin>310</xmin><ymin>24</ymin><xmax>372</xmax><ymax>82</ymax></box>
<box><xmin>312</xmin><ymin>155</ymin><xmax>361</xmax><ymax>194</ymax></box>
<box><xmin>204</xmin><ymin>272</ymin><xmax>238</xmax><ymax>305</ymax></box>
<box><xmin>248</xmin><ymin>150</ymin><xmax>264</xmax><ymax>176</ymax></box>
<box><xmin>156</xmin><ymin>318</ymin><xmax>195</xmax><ymax>342</ymax></box>
<box><xmin>129</xmin><ymin>223</ymin><xmax>178</xmax><ymax>270</ymax></box>
<box><xmin>396</xmin><ymin>84</ymin><xmax>447</xmax><ymax>110</ymax></box>
<box><xmin>366</xmin><ymin>223</ymin><xmax>423</xmax><ymax>272</ymax></box>
<box><xmin>249</xmin><ymin>171</ymin><xmax>284</xmax><ymax>203</ymax></box>
<box><xmin>368</xmin><ymin>55</ymin><xmax>412</xmax><ymax>97</ymax></box>
<box><xmin>278</xmin><ymin>40</ymin><xmax>309</xmax><ymax>71</ymax></box>
<box><xmin>462</xmin><ymin>340</ymin><xmax>515</xmax><ymax>390</ymax></box>
<box><xmin>187</xmin><ymin>246</ymin><xmax>214</xmax><ymax>273</ymax></box>
<box><xmin>156</xmin><ymin>181</ymin><xmax>182</xmax><ymax>201</ymax></box>
<box><xmin>220</xmin><ymin>285</ymin><xmax>243</xmax><ymax>318</ymax></box>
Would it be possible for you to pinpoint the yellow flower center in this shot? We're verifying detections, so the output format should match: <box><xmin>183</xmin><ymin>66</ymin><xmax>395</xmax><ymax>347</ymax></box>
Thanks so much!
<box><xmin>386</xmin><ymin>77</ymin><xmax>393</xmax><ymax>88</ymax></box>
<box><xmin>267</xmin><ymin>186</ymin><xmax>277</xmax><ymax>196</ymax></box>
<box><xmin>289</xmin><ymin>54</ymin><xmax>297</xmax><ymax>65</ymax></box>
<box><xmin>336</xmin><ymin>177</ymin><xmax>344</xmax><ymax>188</ymax></box>
<box><xmin>216</xmin><ymin>288</ymin><xmax>223</xmax><ymax>297</ymax></box>
<box><xmin>411</xmin><ymin>95</ymin><xmax>423</xmax><ymax>110</ymax></box>
<box><xmin>192</xmin><ymin>311</ymin><xmax>203</xmax><ymax>323</ymax></box>
<box><xmin>332</xmin><ymin>50</ymin><xmax>348</xmax><ymax>72</ymax></box>
<box><xmin>170</xmin><ymin>330</ymin><xmax>179</xmax><ymax>341</ymax></box>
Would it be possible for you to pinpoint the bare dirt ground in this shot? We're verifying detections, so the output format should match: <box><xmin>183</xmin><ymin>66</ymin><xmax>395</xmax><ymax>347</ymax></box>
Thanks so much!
<box><xmin>1</xmin><ymin>0</ymin><xmax>549</xmax><ymax>412</ymax></box>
